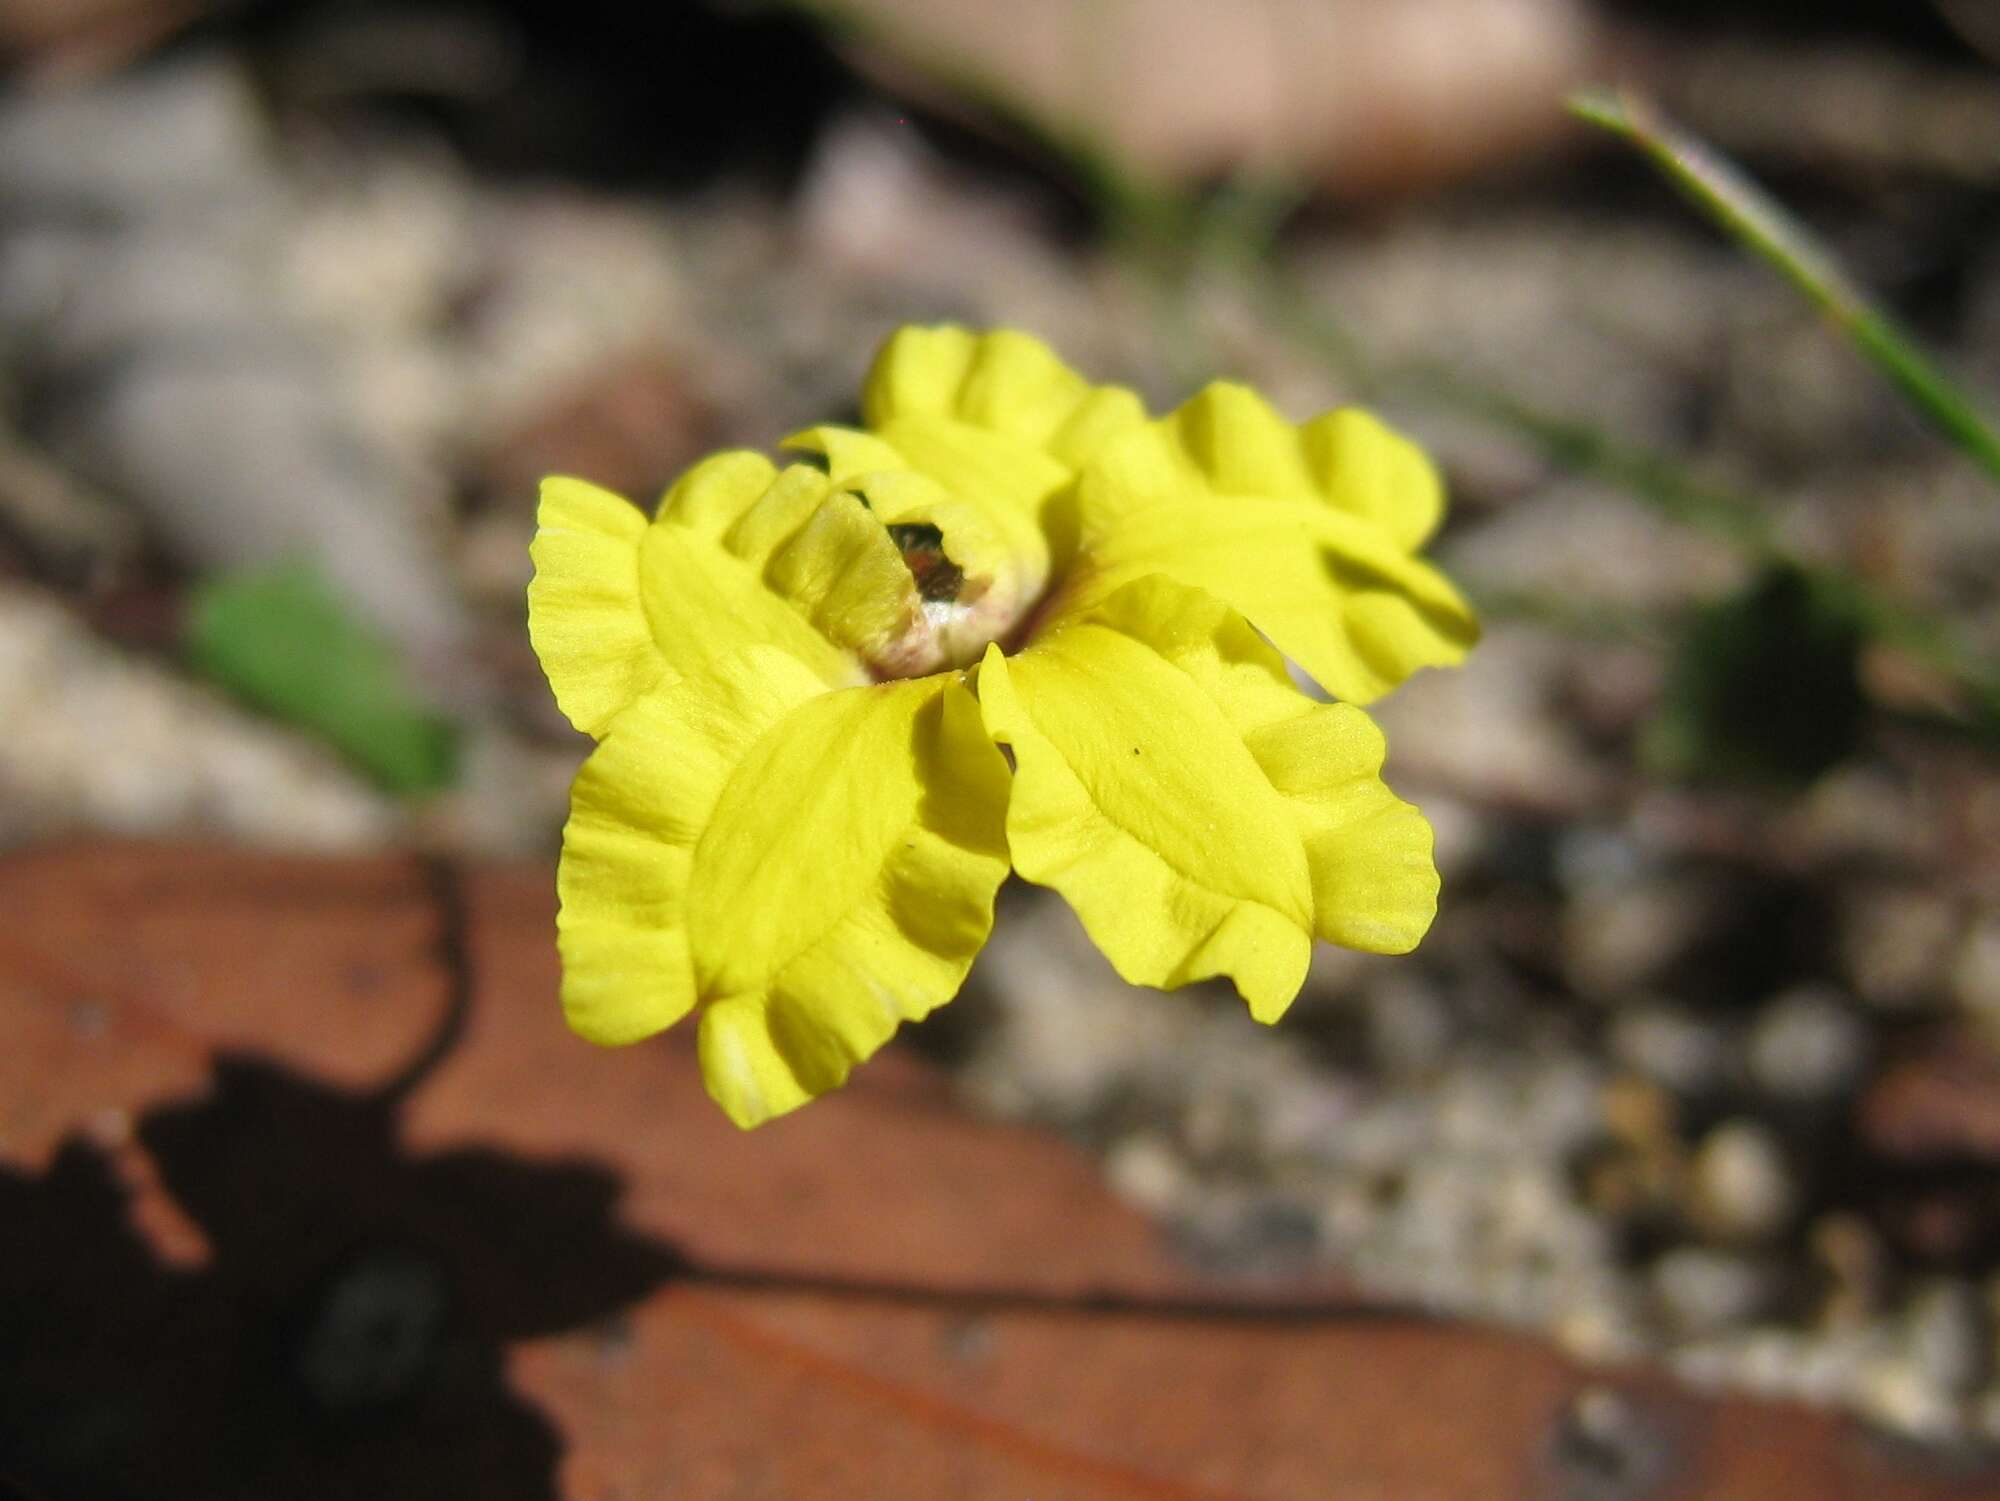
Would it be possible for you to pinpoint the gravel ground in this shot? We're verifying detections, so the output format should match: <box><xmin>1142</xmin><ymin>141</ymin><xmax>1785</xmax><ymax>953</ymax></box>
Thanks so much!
<box><xmin>2</xmin><ymin>14</ymin><xmax>1997</xmax><ymax>1450</ymax></box>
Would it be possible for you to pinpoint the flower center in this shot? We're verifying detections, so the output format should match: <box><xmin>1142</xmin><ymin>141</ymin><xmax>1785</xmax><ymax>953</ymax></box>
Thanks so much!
<box><xmin>862</xmin><ymin>513</ymin><xmax>1041</xmax><ymax>680</ymax></box>
<box><xmin>887</xmin><ymin>524</ymin><xmax>965</xmax><ymax>604</ymax></box>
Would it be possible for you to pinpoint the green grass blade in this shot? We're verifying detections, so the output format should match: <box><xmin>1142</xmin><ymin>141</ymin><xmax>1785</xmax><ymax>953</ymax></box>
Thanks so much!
<box><xmin>1571</xmin><ymin>87</ymin><xmax>2000</xmax><ymax>487</ymax></box>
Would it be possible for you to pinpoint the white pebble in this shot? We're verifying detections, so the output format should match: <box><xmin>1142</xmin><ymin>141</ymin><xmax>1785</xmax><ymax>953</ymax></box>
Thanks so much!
<box><xmin>1689</xmin><ymin>1119</ymin><xmax>1796</xmax><ymax>1243</ymax></box>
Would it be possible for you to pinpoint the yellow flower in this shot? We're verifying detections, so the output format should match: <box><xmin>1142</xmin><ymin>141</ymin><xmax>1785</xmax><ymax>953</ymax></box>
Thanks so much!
<box><xmin>528</xmin><ymin>327</ymin><xmax>1477</xmax><ymax>1127</ymax></box>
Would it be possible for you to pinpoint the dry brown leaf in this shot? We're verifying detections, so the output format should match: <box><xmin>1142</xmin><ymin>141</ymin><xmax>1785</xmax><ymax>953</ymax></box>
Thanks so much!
<box><xmin>822</xmin><ymin>0</ymin><xmax>1594</xmax><ymax>194</ymax></box>
<box><xmin>0</xmin><ymin>842</ymin><xmax>1978</xmax><ymax>1498</ymax></box>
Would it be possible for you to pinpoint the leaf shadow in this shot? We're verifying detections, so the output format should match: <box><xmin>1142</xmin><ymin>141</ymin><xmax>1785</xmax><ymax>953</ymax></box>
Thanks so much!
<box><xmin>0</xmin><ymin>1052</ymin><xmax>682</xmax><ymax>1501</ymax></box>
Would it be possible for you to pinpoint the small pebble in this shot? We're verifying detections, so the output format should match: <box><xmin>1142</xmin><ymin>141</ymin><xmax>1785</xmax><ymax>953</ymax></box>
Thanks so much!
<box><xmin>1839</xmin><ymin>885</ymin><xmax>1960</xmax><ymax>1011</ymax></box>
<box><xmin>1784</xmin><ymin>1332</ymin><xmax>1872</xmax><ymax>1406</ymax></box>
<box><xmin>1574</xmin><ymin>1139</ymin><xmax>1669</xmax><ymax>1223</ymax></box>
<box><xmin>1317</xmin><ymin>1098</ymin><xmax>1428</xmax><ymax>1176</ymax></box>
<box><xmin>1462</xmin><ymin>1262</ymin><xmax>1538</xmax><ymax>1327</ymax></box>
<box><xmin>1715</xmin><ymin>1327</ymin><xmax>1872</xmax><ymax>1407</ymax></box>
<box><xmin>1610</xmin><ymin>1002</ymin><xmax>1732</xmax><ymax>1097</ymax></box>
<box><xmin>1811</xmin><ymin>1212</ymin><xmax>1888</xmax><ymax>1329</ymax></box>
<box><xmin>1601</xmin><ymin>1075</ymin><xmax>1679</xmax><ymax>1152</ymax></box>
<box><xmin>1563</xmin><ymin>877</ymin><xmax>1710</xmax><ymax>998</ymax></box>
<box><xmin>1797</xmin><ymin>764</ymin><xmax>1937</xmax><ymax>865</ymax></box>
<box><xmin>1904</xmin><ymin>1279</ymin><xmax>1991</xmax><ymax>1398</ymax></box>
<box><xmin>1687</xmin><ymin>1119</ymin><xmax>1795</xmax><ymax>1244</ymax></box>
<box><xmin>1553</xmin><ymin>826</ymin><xmax>1649</xmax><ymax>894</ymax></box>
<box><xmin>1490</xmin><ymin>1164</ymin><xmax>1574</xmax><ymax>1256</ymax></box>
<box><xmin>1434</xmin><ymin>1068</ymin><xmax>1517</xmax><ymax>1152</ymax></box>
<box><xmin>1522</xmin><ymin>1060</ymin><xmax>1614</xmax><ymax>1154</ymax></box>
<box><xmin>1364</xmin><ymin>976</ymin><xmax>1454</xmax><ymax>1077</ymax></box>
<box><xmin>1747</xmin><ymin>986</ymin><xmax>1869</xmax><ymax>1103</ymax></box>
<box><xmin>1103</xmin><ymin>1132</ymin><xmax>1189</xmax><ymax>1216</ymax></box>
<box><xmin>1175</xmin><ymin>1192</ymin><xmax>1321</xmax><ymax>1273</ymax></box>
<box><xmin>1181</xmin><ymin>1085</ymin><xmax>1261</xmax><ymax>1164</ymax></box>
<box><xmin>1650</xmin><ymin>1248</ymin><xmax>1776</xmax><ymax>1340</ymax></box>
<box><xmin>1388</xmin><ymin>1159</ymin><xmax>1487</xmax><ymax>1259</ymax></box>
<box><xmin>1669</xmin><ymin>1343</ymin><xmax>1736</xmax><ymax>1393</ymax></box>
<box><xmin>1977</xmin><ymin>1389</ymin><xmax>2000</xmax><ymax>1446</ymax></box>
<box><xmin>1854</xmin><ymin>1353</ymin><xmax>1963</xmax><ymax>1442</ymax></box>
<box><xmin>1555</xmin><ymin>1294</ymin><xmax>1648</xmax><ymax>1365</ymax></box>
<box><xmin>1733</xmin><ymin>1330</ymin><xmax>1819</xmax><ymax>1400</ymax></box>
<box><xmin>1950</xmin><ymin>916</ymin><xmax>2000</xmax><ymax>1031</ymax></box>
<box><xmin>1316</xmin><ymin>1176</ymin><xmax>1380</xmax><ymax>1252</ymax></box>
<box><xmin>1547</xmin><ymin>1385</ymin><xmax>1673</xmax><ymax>1501</ymax></box>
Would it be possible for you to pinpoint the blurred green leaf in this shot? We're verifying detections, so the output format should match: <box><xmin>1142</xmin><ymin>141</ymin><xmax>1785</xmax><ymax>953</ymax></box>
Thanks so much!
<box><xmin>1647</xmin><ymin>563</ymin><xmax>1869</xmax><ymax>787</ymax></box>
<box><xmin>186</xmin><ymin>563</ymin><xmax>457</xmax><ymax>795</ymax></box>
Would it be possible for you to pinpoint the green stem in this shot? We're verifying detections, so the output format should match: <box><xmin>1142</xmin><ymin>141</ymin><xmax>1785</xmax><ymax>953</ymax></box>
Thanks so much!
<box><xmin>1570</xmin><ymin>88</ymin><xmax>2000</xmax><ymax>488</ymax></box>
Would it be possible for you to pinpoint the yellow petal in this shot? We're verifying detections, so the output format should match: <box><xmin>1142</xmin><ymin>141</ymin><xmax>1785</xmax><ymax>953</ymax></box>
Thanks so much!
<box><xmin>980</xmin><ymin>575</ymin><xmax>1438</xmax><ymax>1019</ymax></box>
<box><xmin>862</xmin><ymin>325</ymin><xmax>981</xmax><ymax>427</ymax></box>
<box><xmin>637</xmin><ymin>519</ymin><xmax>860</xmax><ymax>692</ymax></box>
<box><xmin>786</xmin><ymin>427</ymin><xmax>1039</xmax><ymax>589</ymax></box>
<box><xmin>1063</xmin><ymin>424</ymin><xmax>1476</xmax><ymax>704</ymax></box>
<box><xmin>781</xmin><ymin>425</ymin><xmax>911</xmax><ymax>484</ymax></box>
<box><xmin>855</xmin><ymin>325</ymin><xmax>1148</xmax><ymax>560</ymax></box>
<box><xmin>715</xmin><ymin>461</ymin><xmax>845</xmax><ymax>566</ymax></box>
<box><xmin>679</xmin><ymin>458</ymin><xmax>936</xmax><ymax>669</ymax></box>
<box><xmin>864</xmin><ymin>326</ymin><xmax>1133</xmax><ymax>447</ymax></box>
<box><xmin>873</xmin><ymin>414</ymin><xmax>1074</xmax><ymax>541</ymax></box>
<box><xmin>785</xmin><ymin>429</ymin><xmax>1048</xmax><ymax>669</ymax></box>
<box><xmin>558</xmin><ymin>647</ymin><xmax>1012</xmax><ymax>1128</ymax></box>
<box><xmin>1299</xmin><ymin>407</ymin><xmax>1445</xmax><ymax>552</ymax></box>
<box><xmin>697</xmin><ymin>996</ymin><xmax>812</xmax><ymax>1124</ymax></box>
<box><xmin>1048</xmin><ymin>386</ymin><xmax>1154</xmax><ymax>470</ymax></box>
<box><xmin>1244</xmin><ymin>701</ymin><xmax>1438</xmax><ymax>955</ymax></box>
<box><xmin>529</xmin><ymin>466</ymin><xmax>864</xmax><ymax>739</ymax></box>
<box><xmin>557</xmin><ymin>647</ymin><xmax>832</xmax><ymax>1046</ymax></box>
<box><xmin>1164</xmin><ymin>381</ymin><xmax>1317</xmax><ymax>499</ymax></box>
<box><xmin>526</xmin><ymin>476</ymin><xmax>661</xmax><ymax>737</ymax></box>
<box><xmin>758</xmin><ymin>488</ymin><xmax>920</xmax><ymax>661</ymax></box>
<box><xmin>654</xmin><ymin>449</ymin><xmax>785</xmax><ymax>538</ymax></box>
<box><xmin>699</xmin><ymin>446</ymin><xmax>1064</xmax><ymax>677</ymax></box>
<box><xmin>1163</xmin><ymin>382</ymin><xmax>1448</xmax><ymax>550</ymax></box>
<box><xmin>690</xmin><ymin>672</ymin><xmax>1011</xmax><ymax>1126</ymax></box>
<box><xmin>976</xmin><ymin>617</ymin><xmax>1315</xmax><ymax>1022</ymax></box>
<box><xmin>1087</xmin><ymin>578</ymin><xmax>1438</xmax><ymax>956</ymax></box>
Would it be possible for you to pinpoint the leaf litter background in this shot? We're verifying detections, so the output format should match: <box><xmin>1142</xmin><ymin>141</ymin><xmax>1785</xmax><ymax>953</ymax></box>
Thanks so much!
<box><xmin>3</xmin><ymin>1</ymin><xmax>2000</xmax><ymax>1496</ymax></box>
